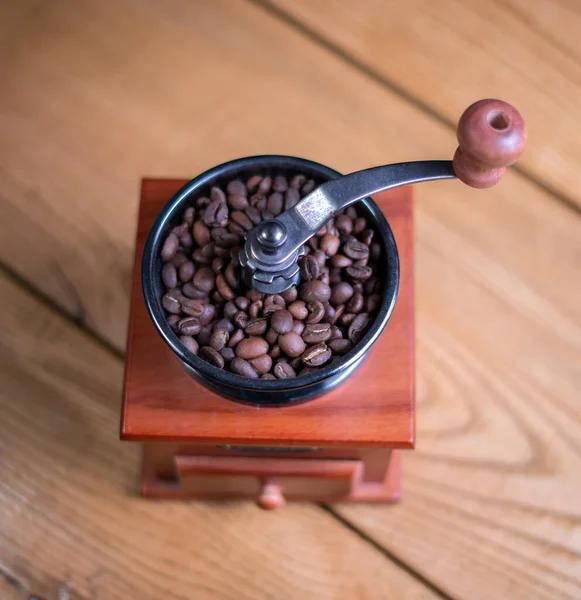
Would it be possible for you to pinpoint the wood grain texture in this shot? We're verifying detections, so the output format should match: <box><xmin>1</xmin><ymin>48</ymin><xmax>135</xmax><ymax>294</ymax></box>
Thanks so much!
<box><xmin>270</xmin><ymin>0</ymin><xmax>581</xmax><ymax>207</ymax></box>
<box><xmin>0</xmin><ymin>273</ymin><xmax>436</xmax><ymax>600</ymax></box>
<box><xmin>122</xmin><ymin>181</ymin><xmax>414</xmax><ymax>448</ymax></box>
<box><xmin>1</xmin><ymin>0</ymin><xmax>580</xmax><ymax>352</ymax></box>
<box><xmin>1</xmin><ymin>0</ymin><xmax>580</xmax><ymax>598</ymax></box>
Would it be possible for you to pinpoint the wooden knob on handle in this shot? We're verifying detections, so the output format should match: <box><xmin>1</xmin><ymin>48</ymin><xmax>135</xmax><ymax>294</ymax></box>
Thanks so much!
<box><xmin>257</xmin><ymin>481</ymin><xmax>285</xmax><ymax>510</ymax></box>
<box><xmin>454</xmin><ymin>99</ymin><xmax>527</xmax><ymax>188</ymax></box>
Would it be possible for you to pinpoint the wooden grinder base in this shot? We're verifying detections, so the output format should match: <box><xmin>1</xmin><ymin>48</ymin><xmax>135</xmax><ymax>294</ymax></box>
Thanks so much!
<box><xmin>121</xmin><ymin>180</ymin><xmax>415</xmax><ymax>508</ymax></box>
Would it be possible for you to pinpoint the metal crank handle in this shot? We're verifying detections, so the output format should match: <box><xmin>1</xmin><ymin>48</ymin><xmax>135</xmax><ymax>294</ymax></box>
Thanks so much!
<box><xmin>241</xmin><ymin>99</ymin><xmax>526</xmax><ymax>293</ymax></box>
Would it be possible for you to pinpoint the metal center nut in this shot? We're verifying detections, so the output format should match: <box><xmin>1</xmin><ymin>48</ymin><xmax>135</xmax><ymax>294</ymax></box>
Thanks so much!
<box><xmin>257</xmin><ymin>221</ymin><xmax>287</xmax><ymax>250</ymax></box>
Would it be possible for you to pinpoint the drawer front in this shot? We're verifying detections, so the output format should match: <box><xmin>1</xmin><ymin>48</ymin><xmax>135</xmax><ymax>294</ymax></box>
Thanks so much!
<box><xmin>175</xmin><ymin>455</ymin><xmax>360</xmax><ymax>499</ymax></box>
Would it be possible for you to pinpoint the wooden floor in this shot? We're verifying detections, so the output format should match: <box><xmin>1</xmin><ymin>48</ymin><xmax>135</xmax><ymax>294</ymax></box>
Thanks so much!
<box><xmin>1</xmin><ymin>0</ymin><xmax>580</xmax><ymax>598</ymax></box>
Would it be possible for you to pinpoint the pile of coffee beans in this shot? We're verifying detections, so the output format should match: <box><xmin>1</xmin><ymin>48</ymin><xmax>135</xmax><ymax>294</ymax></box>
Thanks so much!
<box><xmin>159</xmin><ymin>172</ymin><xmax>383</xmax><ymax>380</ymax></box>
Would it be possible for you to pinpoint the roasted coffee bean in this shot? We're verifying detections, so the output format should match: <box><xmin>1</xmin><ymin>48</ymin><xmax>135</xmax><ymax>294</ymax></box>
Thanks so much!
<box><xmin>269</xmin><ymin>344</ymin><xmax>282</xmax><ymax>359</ymax></box>
<box><xmin>321</xmin><ymin>272</ymin><xmax>330</xmax><ymax>285</ymax></box>
<box><xmin>348</xmin><ymin>313</ymin><xmax>371</xmax><ymax>344</ymax></box>
<box><xmin>231</xmin><ymin>210</ymin><xmax>253</xmax><ymax>231</ymax></box>
<box><xmin>192</xmin><ymin>248</ymin><xmax>211</xmax><ymax>265</ymax></box>
<box><xmin>280</xmin><ymin>286</ymin><xmax>298</xmax><ymax>304</ymax></box>
<box><xmin>261</xmin><ymin>373</ymin><xmax>277</xmax><ymax>380</ymax></box>
<box><xmin>365</xmin><ymin>276</ymin><xmax>381</xmax><ymax>295</ymax></box>
<box><xmin>284</xmin><ymin>188</ymin><xmax>300</xmax><ymax>210</ymax></box>
<box><xmin>221</xmin><ymin>262</ymin><xmax>238</xmax><ymax>290</ymax></box>
<box><xmin>313</xmin><ymin>249</ymin><xmax>327</xmax><ymax>270</ymax></box>
<box><xmin>329</xmin><ymin>268</ymin><xmax>343</xmax><ymax>284</ymax></box>
<box><xmin>353</xmin><ymin>257</ymin><xmax>369</xmax><ymax>267</ymax></box>
<box><xmin>278</xmin><ymin>332</ymin><xmax>306</xmax><ymax>358</ymax></box>
<box><xmin>346</xmin><ymin>265</ymin><xmax>372</xmax><ymax>281</ymax></box>
<box><xmin>343</xmin><ymin>239</ymin><xmax>370</xmax><ymax>260</ymax></box>
<box><xmin>213</xmin><ymin>230</ymin><xmax>240</xmax><ymax>248</ymax></box>
<box><xmin>228</xmin><ymin>221</ymin><xmax>244</xmax><ymax>235</ymax></box>
<box><xmin>330</xmin><ymin>304</ymin><xmax>345</xmax><ymax>325</ymax></box>
<box><xmin>330</xmin><ymin>254</ymin><xmax>352</xmax><ymax>268</ymax></box>
<box><xmin>292</xmin><ymin>320</ymin><xmax>305</xmax><ymax>336</ymax></box>
<box><xmin>299</xmin><ymin>281</ymin><xmax>331</xmax><ymax>303</ymax></box>
<box><xmin>265</xmin><ymin>327</ymin><xmax>279</xmax><ymax>345</ymax></box>
<box><xmin>227</xmin><ymin>180</ymin><xmax>246</xmax><ymax>196</ymax></box>
<box><xmin>168</xmin><ymin>314</ymin><xmax>181</xmax><ymax>331</ymax></box>
<box><xmin>199</xmin><ymin>304</ymin><xmax>216</xmax><ymax>326</ymax></box>
<box><xmin>302</xmin><ymin>343</ymin><xmax>331</xmax><ymax>367</ymax></box>
<box><xmin>199</xmin><ymin>346</ymin><xmax>225</xmax><ymax>369</ymax></box>
<box><xmin>263</xmin><ymin>294</ymin><xmax>285</xmax><ymax>315</ymax></box>
<box><xmin>329</xmin><ymin>325</ymin><xmax>343</xmax><ymax>340</ymax></box>
<box><xmin>182</xmin><ymin>283</ymin><xmax>208</xmax><ymax>299</ymax></box>
<box><xmin>305</xmin><ymin>301</ymin><xmax>325</xmax><ymax>324</ymax></box>
<box><xmin>161</xmin><ymin>233</ymin><xmax>179</xmax><ymax>261</ymax></box>
<box><xmin>197</xmin><ymin>326</ymin><xmax>212</xmax><ymax>347</ymax></box>
<box><xmin>245</xmin><ymin>205</ymin><xmax>262</xmax><ymax>225</ymax></box>
<box><xmin>347</xmin><ymin>291</ymin><xmax>364</xmax><ymax>314</ymax></box>
<box><xmin>341</xmin><ymin>312</ymin><xmax>356</xmax><ymax>327</ymax></box>
<box><xmin>299</xmin><ymin>255</ymin><xmax>319</xmax><ymax>281</ymax></box>
<box><xmin>179</xmin><ymin>260</ymin><xmax>196</xmax><ymax>282</ymax></box>
<box><xmin>320</xmin><ymin>234</ymin><xmax>340</xmax><ymax>256</ymax></box>
<box><xmin>360</xmin><ymin>229</ymin><xmax>374</xmax><ymax>246</ymax></box>
<box><xmin>179</xmin><ymin>232</ymin><xmax>194</xmax><ymax>248</ymax></box>
<box><xmin>173</xmin><ymin>224</ymin><xmax>189</xmax><ymax>238</ymax></box>
<box><xmin>228</xmin><ymin>194</ymin><xmax>249</xmax><ymax>211</ymax></box>
<box><xmin>211</xmin><ymin>257</ymin><xmax>225</xmax><ymax>274</ymax></box>
<box><xmin>271</xmin><ymin>309</ymin><xmax>293</xmax><ymax>334</ymax></box>
<box><xmin>288</xmin><ymin>300</ymin><xmax>308</xmax><ymax>320</ymax></box>
<box><xmin>335</xmin><ymin>214</ymin><xmax>353</xmax><ymax>235</ymax></box>
<box><xmin>211</xmin><ymin>291</ymin><xmax>224</xmax><ymax>304</ymax></box>
<box><xmin>210</xmin><ymin>186</ymin><xmax>227</xmax><ymax>205</ymax></box>
<box><xmin>272</xmin><ymin>175</ymin><xmax>288</xmax><ymax>192</ymax></box>
<box><xmin>228</xmin><ymin>328</ymin><xmax>245</xmax><ymax>348</ymax></box>
<box><xmin>246</xmin><ymin>174</ymin><xmax>262</xmax><ymax>193</ymax></box>
<box><xmin>366</xmin><ymin>294</ymin><xmax>381</xmax><ymax>313</ymax></box>
<box><xmin>210</xmin><ymin>327</ymin><xmax>229</xmax><ymax>351</ymax></box>
<box><xmin>192</xmin><ymin>221</ymin><xmax>211</xmax><ymax>247</ymax></box>
<box><xmin>274</xmin><ymin>361</ymin><xmax>296</xmax><ymax>379</ymax></box>
<box><xmin>179</xmin><ymin>317</ymin><xmax>201</xmax><ymax>336</ymax></box>
<box><xmin>246</xmin><ymin>318</ymin><xmax>268</xmax><ymax>336</ymax></box>
<box><xmin>302</xmin><ymin>323</ymin><xmax>332</xmax><ymax>344</ymax></box>
<box><xmin>289</xmin><ymin>356</ymin><xmax>303</xmax><ymax>370</ymax></box>
<box><xmin>162</xmin><ymin>293</ymin><xmax>181</xmax><ymax>314</ymax></box>
<box><xmin>267</xmin><ymin>192</ymin><xmax>283</xmax><ymax>215</ymax></box>
<box><xmin>354</xmin><ymin>217</ymin><xmax>367</xmax><ymax>234</ymax></box>
<box><xmin>233</xmin><ymin>311</ymin><xmax>249</xmax><ymax>329</ymax></box>
<box><xmin>162</xmin><ymin>263</ymin><xmax>178</xmax><ymax>288</ymax></box>
<box><xmin>302</xmin><ymin>179</ymin><xmax>316</xmax><ymax>194</ymax></box>
<box><xmin>235</xmin><ymin>296</ymin><xmax>250</xmax><ymax>311</ymax></box>
<box><xmin>230</xmin><ymin>357</ymin><xmax>258</xmax><ymax>378</ymax></box>
<box><xmin>290</xmin><ymin>174</ymin><xmax>306</xmax><ymax>189</ymax></box>
<box><xmin>215</xmin><ymin>273</ymin><xmax>235</xmax><ymax>300</ymax></box>
<box><xmin>224</xmin><ymin>300</ymin><xmax>238</xmax><ymax>320</ymax></box>
<box><xmin>247</xmin><ymin>290</ymin><xmax>264</xmax><ymax>306</ymax></box>
<box><xmin>249</xmin><ymin>300</ymin><xmax>263</xmax><ymax>320</ymax></box>
<box><xmin>249</xmin><ymin>353</ymin><xmax>272</xmax><ymax>375</ymax></box>
<box><xmin>171</xmin><ymin>252</ymin><xmax>188</xmax><ymax>268</ymax></box>
<box><xmin>214</xmin><ymin>245</ymin><xmax>230</xmax><ymax>258</ymax></box>
<box><xmin>184</xmin><ymin>207</ymin><xmax>195</xmax><ymax>226</ymax></box>
<box><xmin>330</xmin><ymin>282</ymin><xmax>353</xmax><ymax>305</ymax></box>
<box><xmin>352</xmin><ymin>282</ymin><xmax>364</xmax><ymax>293</ymax></box>
<box><xmin>328</xmin><ymin>338</ymin><xmax>351</xmax><ymax>356</ymax></box>
<box><xmin>192</xmin><ymin>266</ymin><xmax>215</xmax><ymax>293</ymax></box>
<box><xmin>196</xmin><ymin>196</ymin><xmax>210</xmax><ymax>209</ymax></box>
<box><xmin>258</xmin><ymin>176</ymin><xmax>272</xmax><ymax>194</ymax></box>
<box><xmin>236</xmin><ymin>337</ymin><xmax>269</xmax><ymax>359</ymax></box>
<box><xmin>308</xmin><ymin>237</ymin><xmax>318</xmax><ymax>251</ymax></box>
<box><xmin>180</xmin><ymin>335</ymin><xmax>199</xmax><ymax>355</ymax></box>
<box><xmin>219</xmin><ymin>347</ymin><xmax>235</xmax><ymax>363</ymax></box>
<box><xmin>323</xmin><ymin>302</ymin><xmax>335</xmax><ymax>322</ymax></box>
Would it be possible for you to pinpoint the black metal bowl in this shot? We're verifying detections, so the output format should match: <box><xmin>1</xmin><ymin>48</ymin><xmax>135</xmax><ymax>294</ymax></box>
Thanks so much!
<box><xmin>142</xmin><ymin>155</ymin><xmax>399</xmax><ymax>406</ymax></box>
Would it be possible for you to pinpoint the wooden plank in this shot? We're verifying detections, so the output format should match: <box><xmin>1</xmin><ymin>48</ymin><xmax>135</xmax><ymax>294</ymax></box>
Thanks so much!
<box><xmin>1</xmin><ymin>1</ymin><xmax>580</xmax><ymax>597</ymax></box>
<box><xmin>270</xmin><ymin>0</ymin><xmax>581</xmax><ymax>208</ymax></box>
<box><xmin>1</xmin><ymin>0</ymin><xmax>580</xmax><ymax>351</ymax></box>
<box><xmin>0</xmin><ymin>273</ymin><xmax>439</xmax><ymax>600</ymax></box>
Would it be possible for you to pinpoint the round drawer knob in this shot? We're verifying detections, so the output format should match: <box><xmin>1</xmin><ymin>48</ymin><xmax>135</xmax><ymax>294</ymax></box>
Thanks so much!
<box><xmin>257</xmin><ymin>482</ymin><xmax>285</xmax><ymax>510</ymax></box>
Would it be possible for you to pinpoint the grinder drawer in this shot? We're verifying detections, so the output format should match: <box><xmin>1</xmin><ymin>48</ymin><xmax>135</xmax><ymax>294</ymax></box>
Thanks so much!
<box><xmin>175</xmin><ymin>455</ymin><xmax>361</xmax><ymax>505</ymax></box>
